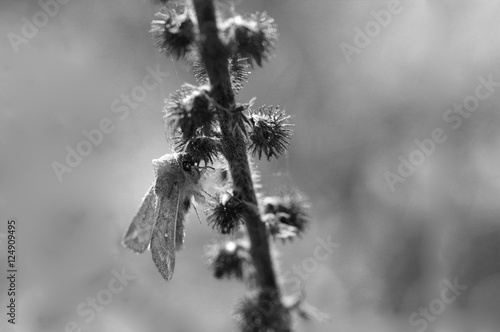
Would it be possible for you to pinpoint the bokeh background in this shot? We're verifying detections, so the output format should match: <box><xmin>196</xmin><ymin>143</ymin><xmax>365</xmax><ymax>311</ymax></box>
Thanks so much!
<box><xmin>1</xmin><ymin>0</ymin><xmax>500</xmax><ymax>331</ymax></box>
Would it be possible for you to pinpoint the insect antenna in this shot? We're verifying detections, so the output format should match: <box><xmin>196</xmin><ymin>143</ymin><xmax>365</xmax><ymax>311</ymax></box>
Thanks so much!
<box><xmin>199</xmin><ymin>187</ymin><xmax>214</xmax><ymax>200</ymax></box>
<box><xmin>192</xmin><ymin>203</ymin><xmax>203</xmax><ymax>224</ymax></box>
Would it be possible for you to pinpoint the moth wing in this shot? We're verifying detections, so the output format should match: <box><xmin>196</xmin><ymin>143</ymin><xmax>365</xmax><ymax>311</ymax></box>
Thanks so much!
<box><xmin>122</xmin><ymin>184</ymin><xmax>157</xmax><ymax>253</ymax></box>
<box><xmin>150</xmin><ymin>191</ymin><xmax>178</xmax><ymax>281</ymax></box>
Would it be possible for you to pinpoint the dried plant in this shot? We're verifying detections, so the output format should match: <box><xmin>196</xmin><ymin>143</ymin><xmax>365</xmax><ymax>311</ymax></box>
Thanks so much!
<box><xmin>123</xmin><ymin>1</ymin><xmax>322</xmax><ymax>331</ymax></box>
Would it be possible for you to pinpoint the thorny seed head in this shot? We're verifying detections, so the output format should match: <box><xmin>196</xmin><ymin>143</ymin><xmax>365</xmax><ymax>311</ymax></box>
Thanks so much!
<box><xmin>222</xmin><ymin>12</ymin><xmax>278</xmax><ymax>67</ymax></box>
<box><xmin>165</xmin><ymin>85</ymin><xmax>216</xmax><ymax>139</ymax></box>
<box><xmin>248</xmin><ymin>105</ymin><xmax>293</xmax><ymax>160</ymax></box>
<box><xmin>173</xmin><ymin>135</ymin><xmax>222</xmax><ymax>166</ymax></box>
<box><xmin>262</xmin><ymin>191</ymin><xmax>310</xmax><ymax>240</ymax></box>
<box><xmin>235</xmin><ymin>289</ymin><xmax>291</xmax><ymax>332</ymax></box>
<box><xmin>206</xmin><ymin>193</ymin><xmax>246</xmax><ymax>234</ymax></box>
<box><xmin>151</xmin><ymin>6</ymin><xmax>195</xmax><ymax>59</ymax></box>
<box><xmin>207</xmin><ymin>240</ymin><xmax>251</xmax><ymax>280</ymax></box>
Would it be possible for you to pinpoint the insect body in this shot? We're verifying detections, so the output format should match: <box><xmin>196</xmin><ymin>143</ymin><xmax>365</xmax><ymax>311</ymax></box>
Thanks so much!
<box><xmin>122</xmin><ymin>153</ymin><xmax>204</xmax><ymax>281</ymax></box>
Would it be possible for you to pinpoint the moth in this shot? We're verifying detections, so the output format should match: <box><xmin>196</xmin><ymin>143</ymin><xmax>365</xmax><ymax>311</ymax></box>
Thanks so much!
<box><xmin>122</xmin><ymin>153</ymin><xmax>204</xmax><ymax>281</ymax></box>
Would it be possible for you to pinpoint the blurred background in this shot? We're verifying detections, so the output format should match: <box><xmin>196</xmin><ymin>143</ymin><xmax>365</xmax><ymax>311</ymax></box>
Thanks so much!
<box><xmin>1</xmin><ymin>0</ymin><xmax>500</xmax><ymax>331</ymax></box>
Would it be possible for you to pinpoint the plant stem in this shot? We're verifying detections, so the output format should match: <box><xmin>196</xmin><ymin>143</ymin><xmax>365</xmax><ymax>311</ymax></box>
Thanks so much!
<box><xmin>192</xmin><ymin>0</ymin><xmax>283</xmax><ymax>298</ymax></box>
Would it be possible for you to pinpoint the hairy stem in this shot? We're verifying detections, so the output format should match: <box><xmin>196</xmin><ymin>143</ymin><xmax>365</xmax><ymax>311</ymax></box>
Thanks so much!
<box><xmin>192</xmin><ymin>0</ymin><xmax>289</xmax><ymax>322</ymax></box>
